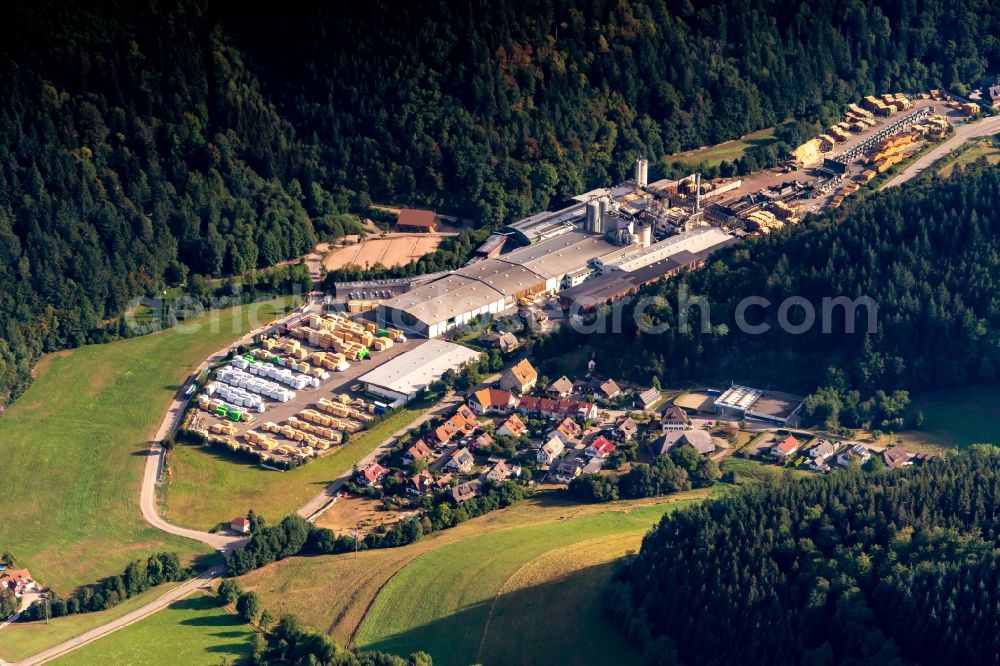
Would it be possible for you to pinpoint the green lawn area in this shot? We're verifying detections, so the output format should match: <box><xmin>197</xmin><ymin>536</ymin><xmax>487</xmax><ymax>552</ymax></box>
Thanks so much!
<box><xmin>936</xmin><ymin>138</ymin><xmax>1000</xmax><ymax>178</ymax></box>
<box><xmin>0</xmin><ymin>298</ymin><xmax>291</xmax><ymax>594</ymax></box>
<box><xmin>163</xmin><ymin>406</ymin><xmax>424</xmax><ymax>530</ymax></box>
<box><xmin>0</xmin><ymin>584</ymin><xmax>175</xmax><ymax>662</ymax></box>
<box><xmin>53</xmin><ymin>592</ymin><xmax>253</xmax><ymax>666</ymax></box>
<box><xmin>721</xmin><ymin>456</ymin><xmax>811</xmax><ymax>485</ymax></box>
<box><xmin>900</xmin><ymin>384</ymin><xmax>1000</xmax><ymax>449</ymax></box>
<box><xmin>355</xmin><ymin>500</ymin><xmax>697</xmax><ymax>665</ymax></box>
<box><xmin>666</xmin><ymin>126</ymin><xmax>778</xmax><ymax>168</ymax></box>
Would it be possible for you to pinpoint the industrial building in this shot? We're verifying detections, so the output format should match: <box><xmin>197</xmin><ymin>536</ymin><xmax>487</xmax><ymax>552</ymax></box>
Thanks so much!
<box><xmin>378</xmin><ymin>158</ymin><xmax>736</xmax><ymax>337</ymax></box>
<box><xmin>713</xmin><ymin>384</ymin><xmax>804</xmax><ymax>425</ymax></box>
<box><xmin>357</xmin><ymin>340</ymin><xmax>483</xmax><ymax>404</ymax></box>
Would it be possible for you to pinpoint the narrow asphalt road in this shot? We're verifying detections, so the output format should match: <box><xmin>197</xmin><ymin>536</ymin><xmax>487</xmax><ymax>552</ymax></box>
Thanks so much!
<box><xmin>15</xmin><ymin>567</ymin><xmax>224</xmax><ymax>666</ymax></box>
<box><xmin>881</xmin><ymin>114</ymin><xmax>1000</xmax><ymax>189</ymax></box>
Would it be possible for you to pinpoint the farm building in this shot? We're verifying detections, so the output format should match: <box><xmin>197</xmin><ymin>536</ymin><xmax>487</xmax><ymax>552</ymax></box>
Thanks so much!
<box><xmin>357</xmin><ymin>340</ymin><xmax>482</xmax><ymax>404</ymax></box>
<box><xmin>396</xmin><ymin>208</ymin><xmax>439</xmax><ymax>232</ymax></box>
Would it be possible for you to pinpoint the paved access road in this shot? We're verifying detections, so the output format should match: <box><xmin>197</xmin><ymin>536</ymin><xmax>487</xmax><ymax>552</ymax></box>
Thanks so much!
<box><xmin>881</xmin><ymin>114</ymin><xmax>1000</xmax><ymax>189</ymax></box>
<box><xmin>15</xmin><ymin>567</ymin><xmax>223</xmax><ymax>666</ymax></box>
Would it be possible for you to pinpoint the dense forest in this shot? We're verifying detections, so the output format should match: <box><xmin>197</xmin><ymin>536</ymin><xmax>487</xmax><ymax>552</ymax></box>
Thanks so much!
<box><xmin>539</xmin><ymin>163</ymin><xmax>1000</xmax><ymax>430</ymax></box>
<box><xmin>606</xmin><ymin>447</ymin><xmax>1000</xmax><ymax>665</ymax></box>
<box><xmin>5</xmin><ymin>0</ymin><xmax>1000</xmax><ymax>406</ymax></box>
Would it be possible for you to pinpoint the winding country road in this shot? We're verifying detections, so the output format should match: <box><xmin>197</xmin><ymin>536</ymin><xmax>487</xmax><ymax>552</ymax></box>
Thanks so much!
<box><xmin>881</xmin><ymin>113</ymin><xmax>1000</xmax><ymax>189</ymax></box>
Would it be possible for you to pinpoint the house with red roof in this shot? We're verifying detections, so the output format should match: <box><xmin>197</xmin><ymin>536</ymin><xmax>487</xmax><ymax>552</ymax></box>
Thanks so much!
<box><xmin>770</xmin><ymin>434</ymin><xmax>801</xmax><ymax>458</ymax></box>
<box><xmin>585</xmin><ymin>435</ymin><xmax>616</xmax><ymax>459</ymax></box>
<box><xmin>470</xmin><ymin>388</ymin><xmax>517</xmax><ymax>415</ymax></box>
<box><xmin>357</xmin><ymin>462</ymin><xmax>390</xmax><ymax>487</ymax></box>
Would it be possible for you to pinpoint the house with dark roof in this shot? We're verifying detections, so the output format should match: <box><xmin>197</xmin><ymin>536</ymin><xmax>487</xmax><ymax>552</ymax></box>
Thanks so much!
<box><xmin>550</xmin><ymin>456</ymin><xmax>586</xmax><ymax>483</ymax></box>
<box><xmin>445</xmin><ymin>447</ymin><xmax>476</xmax><ymax>473</ymax></box>
<box><xmin>661</xmin><ymin>405</ymin><xmax>691</xmax><ymax>431</ymax></box>
<box><xmin>451</xmin><ymin>479</ymin><xmax>483</xmax><ymax>503</ymax></box>
<box><xmin>403</xmin><ymin>439</ymin><xmax>434</xmax><ymax>464</ymax></box>
<box><xmin>408</xmin><ymin>470</ymin><xmax>436</xmax><ymax>495</ymax></box>
<box><xmin>481</xmin><ymin>331</ymin><xmax>520</xmax><ymax>353</ymax></box>
<box><xmin>837</xmin><ymin>443</ymin><xmax>871</xmax><ymax>467</ymax></box>
<box><xmin>883</xmin><ymin>447</ymin><xmax>913</xmax><ymax>469</ymax></box>
<box><xmin>615</xmin><ymin>416</ymin><xmax>638</xmax><ymax>441</ymax></box>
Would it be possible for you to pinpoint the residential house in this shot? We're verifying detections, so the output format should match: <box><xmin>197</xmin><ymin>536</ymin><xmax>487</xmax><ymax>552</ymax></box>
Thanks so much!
<box><xmin>585</xmin><ymin>435</ymin><xmax>616</xmax><ymax>459</ymax></box>
<box><xmin>435</xmin><ymin>472</ymin><xmax>454</xmax><ymax>489</ymax></box>
<box><xmin>451</xmin><ymin>479</ymin><xmax>483</xmax><ymax>504</ymax></box>
<box><xmin>485</xmin><ymin>460</ymin><xmax>511</xmax><ymax>483</ymax></box>
<box><xmin>455</xmin><ymin>404</ymin><xmax>478</xmax><ymax>426</ymax></box>
<box><xmin>989</xmin><ymin>83</ymin><xmax>1000</xmax><ymax>108</ymax></box>
<box><xmin>473</xmin><ymin>433</ymin><xmax>494</xmax><ymax>449</ymax></box>
<box><xmin>230</xmin><ymin>517</ymin><xmax>251</xmax><ymax>534</ymax></box>
<box><xmin>403</xmin><ymin>439</ymin><xmax>434</xmax><ymax>464</ymax></box>
<box><xmin>0</xmin><ymin>568</ymin><xmax>33</xmax><ymax>596</ymax></box>
<box><xmin>770</xmin><ymin>434</ymin><xmax>801</xmax><ymax>459</ymax></box>
<box><xmin>500</xmin><ymin>358</ymin><xmax>538</xmax><ymax>393</ymax></box>
<box><xmin>357</xmin><ymin>462</ymin><xmax>389</xmax><ymax>487</ymax></box>
<box><xmin>547</xmin><ymin>375</ymin><xmax>574</xmax><ymax>398</ymax></box>
<box><xmin>518</xmin><ymin>396</ymin><xmax>597</xmax><ymax>421</ymax></box>
<box><xmin>446</xmin><ymin>446</ymin><xmax>476</xmax><ymax>473</ymax></box>
<box><xmin>481</xmin><ymin>331</ymin><xmax>520</xmax><ymax>353</ymax></box>
<box><xmin>598</xmin><ymin>379</ymin><xmax>622</xmax><ymax>400</ymax></box>
<box><xmin>548</xmin><ymin>418</ymin><xmax>582</xmax><ymax>446</ymax></box>
<box><xmin>582</xmin><ymin>457</ymin><xmax>606</xmax><ymax>474</ymax></box>
<box><xmin>550</xmin><ymin>456</ymin><xmax>586</xmax><ymax>483</ymax></box>
<box><xmin>497</xmin><ymin>414</ymin><xmax>528</xmax><ymax>438</ymax></box>
<box><xmin>615</xmin><ymin>416</ymin><xmax>638</xmax><ymax>441</ymax></box>
<box><xmin>470</xmin><ymin>388</ymin><xmax>517</xmax><ymax>415</ymax></box>
<box><xmin>883</xmin><ymin>447</ymin><xmax>913</xmax><ymax>469</ymax></box>
<box><xmin>434</xmin><ymin>410</ymin><xmax>475</xmax><ymax>446</ymax></box>
<box><xmin>837</xmin><ymin>443</ymin><xmax>871</xmax><ymax>467</ymax></box>
<box><xmin>661</xmin><ymin>405</ymin><xmax>691</xmax><ymax>432</ymax></box>
<box><xmin>408</xmin><ymin>470</ymin><xmax>436</xmax><ymax>495</ymax></box>
<box><xmin>635</xmin><ymin>388</ymin><xmax>661</xmax><ymax>411</ymax></box>
<box><xmin>537</xmin><ymin>436</ymin><xmax>565</xmax><ymax>465</ymax></box>
<box><xmin>808</xmin><ymin>441</ymin><xmax>839</xmax><ymax>470</ymax></box>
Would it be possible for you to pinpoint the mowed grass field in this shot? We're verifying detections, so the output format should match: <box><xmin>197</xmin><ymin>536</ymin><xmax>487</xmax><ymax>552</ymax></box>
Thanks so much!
<box><xmin>163</xmin><ymin>406</ymin><xmax>423</xmax><ymax>530</ymax></box>
<box><xmin>936</xmin><ymin>138</ymin><xmax>1000</xmax><ymax>178</ymax></box>
<box><xmin>666</xmin><ymin>126</ymin><xmax>778</xmax><ymax>167</ymax></box>
<box><xmin>0</xmin><ymin>584</ymin><xmax>173</xmax><ymax>662</ymax></box>
<box><xmin>237</xmin><ymin>493</ymin><xmax>707</xmax><ymax>650</ymax></box>
<box><xmin>898</xmin><ymin>384</ymin><xmax>1000</xmax><ymax>449</ymax></box>
<box><xmin>52</xmin><ymin>592</ymin><xmax>253</xmax><ymax>666</ymax></box>
<box><xmin>354</xmin><ymin>499</ymin><xmax>700</xmax><ymax>665</ymax></box>
<box><xmin>0</xmin><ymin>299</ymin><xmax>290</xmax><ymax>593</ymax></box>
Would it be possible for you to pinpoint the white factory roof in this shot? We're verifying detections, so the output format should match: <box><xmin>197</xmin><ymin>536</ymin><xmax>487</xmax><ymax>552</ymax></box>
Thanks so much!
<box><xmin>502</xmin><ymin>231</ymin><xmax>619</xmax><ymax>279</ymax></box>
<box><xmin>606</xmin><ymin>227</ymin><xmax>732</xmax><ymax>273</ymax></box>
<box><xmin>571</xmin><ymin>184</ymin><xmax>635</xmax><ymax>202</ymax></box>
<box><xmin>358</xmin><ymin>340</ymin><xmax>483</xmax><ymax>398</ymax></box>
<box><xmin>715</xmin><ymin>385</ymin><xmax>764</xmax><ymax>411</ymax></box>
<box><xmin>380</xmin><ymin>274</ymin><xmax>504</xmax><ymax>327</ymax></box>
<box><xmin>459</xmin><ymin>258</ymin><xmax>547</xmax><ymax>296</ymax></box>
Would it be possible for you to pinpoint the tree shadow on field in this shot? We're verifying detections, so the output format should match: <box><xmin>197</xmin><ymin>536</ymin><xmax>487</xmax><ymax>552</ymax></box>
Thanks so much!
<box><xmin>359</xmin><ymin>561</ymin><xmax>639</xmax><ymax>666</ymax></box>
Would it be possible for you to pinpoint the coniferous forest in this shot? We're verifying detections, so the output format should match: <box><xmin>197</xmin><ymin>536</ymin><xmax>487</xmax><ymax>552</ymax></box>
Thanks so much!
<box><xmin>606</xmin><ymin>447</ymin><xmax>1000</xmax><ymax>666</ymax></box>
<box><xmin>4</xmin><ymin>0</ymin><xmax>1000</xmax><ymax>407</ymax></box>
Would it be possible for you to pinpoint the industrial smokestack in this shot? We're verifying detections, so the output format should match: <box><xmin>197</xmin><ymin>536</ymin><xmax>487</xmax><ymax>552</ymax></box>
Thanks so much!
<box><xmin>640</xmin><ymin>159</ymin><xmax>648</xmax><ymax>187</ymax></box>
<box><xmin>586</xmin><ymin>200</ymin><xmax>600</xmax><ymax>233</ymax></box>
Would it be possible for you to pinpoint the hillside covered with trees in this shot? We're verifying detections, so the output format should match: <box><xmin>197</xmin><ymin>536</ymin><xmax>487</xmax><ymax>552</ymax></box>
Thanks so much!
<box><xmin>4</xmin><ymin>0</ymin><xmax>1000</xmax><ymax>406</ymax></box>
<box><xmin>606</xmin><ymin>447</ymin><xmax>1000</xmax><ymax>666</ymax></box>
<box><xmin>539</xmin><ymin>162</ymin><xmax>1000</xmax><ymax>431</ymax></box>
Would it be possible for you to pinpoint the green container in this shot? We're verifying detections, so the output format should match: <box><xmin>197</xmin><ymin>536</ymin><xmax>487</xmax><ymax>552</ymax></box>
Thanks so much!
<box><xmin>358</xmin><ymin>349</ymin><xmax>370</xmax><ymax>360</ymax></box>
<box><xmin>376</xmin><ymin>329</ymin><xmax>390</xmax><ymax>337</ymax></box>
<box><xmin>243</xmin><ymin>355</ymin><xmax>254</xmax><ymax>362</ymax></box>
<box><xmin>270</xmin><ymin>357</ymin><xmax>280</xmax><ymax>365</ymax></box>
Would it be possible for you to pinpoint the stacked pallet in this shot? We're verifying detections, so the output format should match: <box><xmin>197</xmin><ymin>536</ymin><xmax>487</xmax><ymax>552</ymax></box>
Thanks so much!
<box><xmin>210</xmin><ymin>422</ymin><xmax>238</xmax><ymax>436</ymax></box>
<box><xmin>246</xmin><ymin>430</ymin><xmax>279</xmax><ymax>451</ymax></box>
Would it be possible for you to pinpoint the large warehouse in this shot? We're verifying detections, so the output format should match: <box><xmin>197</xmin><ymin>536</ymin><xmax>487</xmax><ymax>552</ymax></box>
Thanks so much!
<box><xmin>358</xmin><ymin>340</ymin><xmax>483</xmax><ymax>404</ymax></box>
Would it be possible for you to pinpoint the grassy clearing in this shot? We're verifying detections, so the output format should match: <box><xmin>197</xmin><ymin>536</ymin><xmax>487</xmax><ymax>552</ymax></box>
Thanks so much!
<box><xmin>936</xmin><ymin>138</ymin><xmax>1000</xmax><ymax>178</ymax></box>
<box><xmin>163</xmin><ymin>406</ymin><xmax>423</xmax><ymax>530</ymax></box>
<box><xmin>0</xmin><ymin>584</ymin><xmax>175</xmax><ymax>662</ymax></box>
<box><xmin>721</xmin><ymin>456</ymin><xmax>811</xmax><ymax>485</ymax></box>
<box><xmin>237</xmin><ymin>492</ymin><xmax>707</xmax><ymax>647</ymax></box>
<box><xmin>0</xmin><ymin>299</ymin><xmax>290</xmax><ymax>594</ymax></box>
<box><xmin>666</xmin><ymin>126</ymin><xmax>777</xmax><ymax>168</ymax></box>
<box><xmin>52</xmin><ymin>592</ymin><xmax>253</xmax><ymax>666</ymax></box>
<box><xmin>899</xmin><ymin>384</ymin><xmax>1000</xmax><ymax>449</ymax></box>
<box><xmin>354</xmin><ymin>499</ymin><xmax>699</xmax><ymax>665</ymax></box>
<box><xmin>478</xmin><ymin>533</ymin><xmax>644</xmax><ymax>665</ymax></box>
